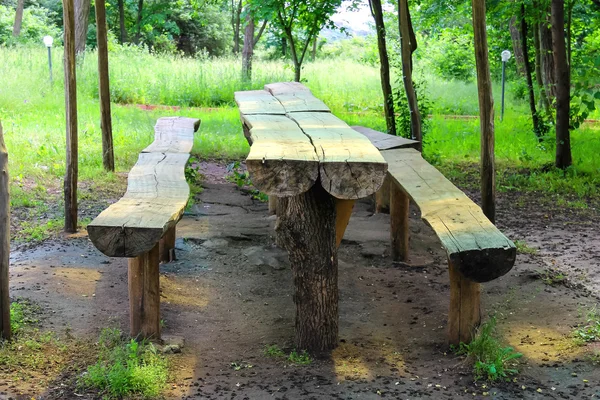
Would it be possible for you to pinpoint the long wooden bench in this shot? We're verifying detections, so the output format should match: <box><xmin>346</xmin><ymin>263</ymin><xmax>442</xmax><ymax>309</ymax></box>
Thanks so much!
<box><xmin>353</xmin><ymin>126</ymin><xmax>516</xmax><ymax>344</ymax></box>
<box><xmin>88</xmin><ymin>116</ymin><xmax>200</xmax><ymax>340</ymax></box>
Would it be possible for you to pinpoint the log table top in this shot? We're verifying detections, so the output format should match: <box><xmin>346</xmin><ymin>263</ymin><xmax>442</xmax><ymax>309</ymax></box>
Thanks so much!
<box><xmin>234</xmin><ymin>83</ymin><xmax>388</xmax><ymax>199</ymax></box>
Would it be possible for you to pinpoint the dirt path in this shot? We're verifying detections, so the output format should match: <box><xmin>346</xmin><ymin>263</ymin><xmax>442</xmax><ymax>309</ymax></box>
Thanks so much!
<box><xmin>2</xmin><ymin>162</ymin><xmax>599</xmax><ymax>399</ymax></box>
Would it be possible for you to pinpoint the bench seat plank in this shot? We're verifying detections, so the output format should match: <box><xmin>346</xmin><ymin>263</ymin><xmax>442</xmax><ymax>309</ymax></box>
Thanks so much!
<box><xmin>288</xmin><ymin>112</ymin><xmax>387</xmax><ymax>199</ymax></box>
<box><xmin>142</xmin><ymin>117</ymin><xmax>200</xmax><ymax>153</ymax></box>
<box><xmin>265</xmin><ymin>84</ymin><xmax>330</xmax><ymax>113</ymax></box>
<box><xmin>383</xmin><ymin>148</ymin><xmax>516</xmax><ymax>282</ymax></box>
<box><xmin>235</xmin><ymin>90</ymin><xmax>286</xmax><ymax>115</ymax></box>
<box><xmin>351</xmin><ymin>126</ymin><xmax>419</xmax><ymax>150</ymax></box>
<box><xmin>88</xmin><ymin>152</ymin><xmax>190</xmax><ymax>258</ymax></box>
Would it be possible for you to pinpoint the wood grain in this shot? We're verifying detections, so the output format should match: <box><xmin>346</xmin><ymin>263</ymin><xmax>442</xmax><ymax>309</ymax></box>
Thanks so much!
<box><xmin>128</xmin><ymin>243</ymin><xmax>160</xmax><ymax>339</ymax></box>
<box><xmin>0</xmin><ymin>122</ymin><xmax>10</xmax><ymax>340</ymax></box>
<box><xmin>448</xmin><ymin>260</ymin><xmax>481</xmax><ymax>345</ymax></box>
<box><xmin>265</xmin><ymin>83</ymin><xmax>330</xmax><ymax>113</ymax></box>
<box><xmin>234</xmin><ymin>90</ymin><xmax>285</xmax><ymax>115</ymax></box>
<box><xmin>95</xmin><ymin>0</ymin><xmax>114</xmax><ymax>171</ymax></box>
<box><xmin>383</xmin><ymin>148</ymin><xmax>516</xmax><ymax>282</ymax></box>
<box><xmin>390</xmin><ymin>182</ymin><xmax>409</xmax><ymax>262</ymax></box>
<box><xmin>142</xmin><ymin>117</ymin><xmax>200</xmax><ymax>154</ymax></box>
<box><xmin>88</xmin><ymin>152</ymin><xmax>190</xmax><ymax>258</ymax></box>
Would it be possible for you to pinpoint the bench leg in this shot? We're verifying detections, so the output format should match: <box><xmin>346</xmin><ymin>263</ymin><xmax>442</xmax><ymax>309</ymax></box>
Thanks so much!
<box><xmin>375</xmin><ymin>174</ymin><xmax>391</xmax><ymax>213</ymax></box>
<box><xmin>276</xmin><ymin>183</ymin><xmax>338</xmax><ymax>353</ymax></box>
<box><xmin>159</xmin><ymin>226</ymin><xmax>176</xmax><ymax>263</ymax></box>
<box><xmin>268</xmin><ymin>196</ymin><xmax>278</xmax><ymax>215</ymax></box>
<box><xmin>335</xmin><ymin>199</ymin><xmax>355</xmax><ymax>247</ymax></box>
<box><xmin>128</xmin><ymin>243</ymin><xmax>161</xmax><ymax>340</ymax></box>
<box><xmin>448</xmin><ymin>259</ymin><xmax>481</xmax><ymax>345</ymax></box>
<box><xmin>390</xmin><ymin>182</ymin><xmax>410</xmax><ymax>262</ymax></box>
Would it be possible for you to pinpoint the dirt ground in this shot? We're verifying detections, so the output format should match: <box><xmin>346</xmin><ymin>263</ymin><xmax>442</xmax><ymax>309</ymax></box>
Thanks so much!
<box><xmin>1</xmin><ymin>161</ymin><xmax>600</xmax><ymax>399</ymax></box>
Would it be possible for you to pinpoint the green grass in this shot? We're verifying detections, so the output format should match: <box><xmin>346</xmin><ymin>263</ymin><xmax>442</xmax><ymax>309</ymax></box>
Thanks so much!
<box><xmin>457</xmin><ymin>317</ymin><xmax>522</xmax><ymax>382</ymax></box>
<box><xmin>263</xmin><ymin>344</ymin><xmax>312</xmax><ymax>365</ymax></box>
<box><xmin>80</xmin><ymin>328</ymin><xmax>168</xmax><ymax>399</ymax></box>
<box><xmin>264</xmin><ymin>344</ymin><xmax>286</xmax><ymax>358</ymax></box>
<box><xmin>573</xmin><ymin>306</ymin><xmax>600</xmax><ymax>344</ymax></box>
<box><xmin>514</xmin><ymin>240</ymin><xmax>538</xmax><ymax>255</ymax></box>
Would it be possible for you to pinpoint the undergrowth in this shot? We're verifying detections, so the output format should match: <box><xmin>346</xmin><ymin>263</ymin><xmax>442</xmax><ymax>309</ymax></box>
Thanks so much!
<box><xmin>263</xmin><ymin>344</ymin><xmax>313</xmax><ymax>365</ymax></box>
<box><xmin>572</xmin><ymin>306</ymin><xmax>600</xmax><ymax>344</ymax></box>
<box><xmin>457</xmin><ymin>317</ymin><xmax>522</xmax><ymax>381</ymax></box>
<box><xmin>79</xmin><ymin>328</ymin><xmax>168</xmax><ymax>399</ymax></box>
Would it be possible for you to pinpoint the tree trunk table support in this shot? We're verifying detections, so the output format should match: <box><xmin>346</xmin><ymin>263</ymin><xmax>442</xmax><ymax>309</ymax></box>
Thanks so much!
<box><xmin>353</xmin><ymin>126</ymin><xmax>516</xmax><ymax>345</ymax></box>
<box><xmin>235</xmin><ymin>84</ymin><xmax>387</xmax><ymax>352</ymax></box>
<box><xmin>88</xmin><ymin>117</ymin><xmax>200</xmax><ymax>340</ymax></box>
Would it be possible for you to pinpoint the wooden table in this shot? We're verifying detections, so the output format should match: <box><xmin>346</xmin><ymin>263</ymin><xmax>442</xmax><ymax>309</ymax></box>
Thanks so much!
<box><xmin>235</xmin><ymin>82</ymin><xmax>387</xmax><ymax>352</ymax></box>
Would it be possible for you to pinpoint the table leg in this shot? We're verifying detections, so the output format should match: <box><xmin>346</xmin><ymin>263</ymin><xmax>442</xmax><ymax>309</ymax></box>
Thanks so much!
<box><xmin>276</xmin><ymin>183</ymin><xmax>338</xmax><ymax>353</ymax></box>
<box><xmin>448</xmin><ymin>259</ymin><xmax>481</xmax><ymax>345</ymax></box>
<box><xmin>335</xmin><ymin>199</ymin><xmax>355</xmax><ymax>247</ymax></box>
<box><xmin>375</xmin><ymin>174</ymin><xmax>391</xmax><ymax>213</ymax></box>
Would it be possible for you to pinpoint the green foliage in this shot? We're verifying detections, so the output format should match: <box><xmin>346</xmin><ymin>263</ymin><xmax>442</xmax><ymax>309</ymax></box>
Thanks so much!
<box><xmin>9</xmin><ymin>299</ymin><xmax>40</xmax><ymax>336</ymax></box>
<box><xmin>514</xmin><ymin>240</ymin><xmax>538</xmax><ymax>255</ymax></box>
<box><xmin>457</xmin><ymin>317</ymin><xmax>522</xmax><ymax>382</ymax></box>
<box><xmin>288</xmin><ymin>349</ymin><xmax>312</xmax><ymax>365</ymax></box>
<box><xmin>392</xmin><ymin>71</ymin><xmax>433</xmax><ymax>140</ymax></box>
<box><xmin>264</xmin><ymin>344</ymin><xmax>286</xmax><ymax>358</ymax></box>
<box><xmin>80</xmin><ymin>328</ymin><xmax>168</xmax><ymax>399</ymax></box>
<box><xmin>537</xmin><ymin>268</ymin><xmax>567</xmax><ymax>286</ymax></box>
<box><xmin>226</xmin><ymin>161</ymin><xmax>268</xmax><ymax>202</ymax></box>
<box><xmin>0</xmin><ymin>5</ymin><xmax>61</xmax><ymax>46</ymax></box>
<box><xmin>425</xmin><ymin>28</ymin><xmax>476</xmax><ymax>83</ymax></box>
<box><xmin>572</xmin><ymin>306</ymin><xmax>600</xmax><ymax>344</ymax></box>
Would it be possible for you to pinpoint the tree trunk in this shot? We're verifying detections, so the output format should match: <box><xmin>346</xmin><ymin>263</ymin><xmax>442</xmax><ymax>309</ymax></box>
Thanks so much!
<box><xmin>0</xmin><ymin>122</ymin><xmax>10</xmax><ymax>341</ymax></box>
<box><xmin>232</xmin><ymin>0</ymin><xmax>242</xmax><ymax>54</ymax></box>
<box><xmin>533</xmin><ymin>20</ymin><xmax>552</xmax><ymax>117</ymax></box>
<box><xmin>136</xmin><ymin>0</ymin><xmax>143</xmax><ymax>43</ymax></box>
<box><xmin>118</xmin><ymin>0</ymin><xmax>126</xmax><ymax>44</ymax></box>
<box><xmin>520</xmin><ymin>4</ymin><xmax>543</xmax><ymax>140</ymax></box>
<box><xmin>398</xmin><ymin>0</ymin><xmax>422</xmax><ymax>150</ymax></box>
<box><xmin>540</xmin><ymin>10</ymin><xmax>556</xmax><ymax>101</ymax></box>
<box><xmin>311</xmin><ymin>36</ymin><xmax>317</xmax><ymax>61</ymax></box>
<box><xmin>275</xmin><ymin>183</ymin><xmax>338</xmax><ymax>353</ymax></box>
<box><xmin>509</xmin><ymin>16</ymin><xmax>526</xmax><ymax>76</ymax></box>
<box><xmin>12</xmin><ymin>0</ymin><xmax>25</xmax><ymax>37</ymax></box>
<box><xmin>551</xmin><ymin>0</ymin><xmax>572</xmax><ymax>169</ymax></box>
<box><xmin>74</xmin><ymin>0</ymin><xmax>91</xmax><ymax>55</ymax></box>
<box><xmin>242</xmin><ymin>14</ymin><xmax>255</xmax><ymax>81</ymax></box>
<box><xmin>96</xmin><ymin>0</ymin><xmax>115</xmax><ymax>172</ymax></box>
<box><xmin>369</xmin><ymin>0</ymin><xmax>397</xmax><ymax>136</ymax></box>
<box><xmin>472</xmin><ymin>0</ymin><xmax>496</xmax><ymax>223</ymax></box>
<box><xmin>63</xmin><ymin>0</ymin><xmax>79</xmax><ymax>233</ymax></box>
<box><xmin>566</xmin><ymin>0</ymin><xmax>573</xmax><ymax>67</ymax></box>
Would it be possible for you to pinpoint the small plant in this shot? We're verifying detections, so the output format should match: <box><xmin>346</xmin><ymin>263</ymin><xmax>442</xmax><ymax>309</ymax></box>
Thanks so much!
<box><xmin>537</xmin><ymin>268</ymin><xmax>567</xmax><ymax>286</ymax></box>
<box><xmin>9</xmin><ymin>299</ymin><xmax>40</xmax><ymax>335</ymax></box>
<box><xmin>264</xmin><ymin>344</ymin><xmax>285</xmax><ymax>358</ymax></box>
<box><xmin>230</xmin><ymin>361</ymin><xmax>253</xmax><ymax>371</ymax></box>
<box><xmin>288</xmin><ymin>350</ymin><xmax>312</xmax><ymax>365</ymax></box>
<box><xmin>514</xmin><ymin>240</ymin><xmax>538</xmax><ymax>255</ymax></box>
<box><xmin>226</xmin><ymin>161</ymin><xmax>268</xmax><ymax>202</ymax></box>
<box><xmin>572</xmin><ymin>306</ymin><xmax>600</xmax><ymax>344</ymax></box>
<box><xmin>457</xmin><ymin>317</ymin><xmax>522</xmax><ymax>381</ymax></box>
<box><xmin>80</xmin><ymin>328</ymin><xmax>168</xmax><ymax>399</ymax></box>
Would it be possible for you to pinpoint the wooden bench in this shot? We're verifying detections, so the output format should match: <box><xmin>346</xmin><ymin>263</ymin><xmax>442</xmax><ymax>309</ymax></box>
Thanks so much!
<box><xmin>88</xmin><ymin>116</ymin><xmax>200</xmax><ymax>340</ymax></box>
<box><xmin>235</xmin><ymin>83</ymin><xmax>388</xmax><ymax>352</ymax></box>
<box><xmin>353</xmin><ymin>126</ymin><xmax>516</xmax><ymax>345</ymax></box>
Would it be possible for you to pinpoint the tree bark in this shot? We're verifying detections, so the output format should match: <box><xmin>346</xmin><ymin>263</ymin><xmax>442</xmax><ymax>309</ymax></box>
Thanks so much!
<box><xmin>520</xmin><ymin>4</ymin><xmax>543</xmax><ymax>140</ymax></box>
<box><xmin>311</xmin><ymin>36</ymin><xmax>317</xmax><ymax>61</ymax></box>
<box><xmin>96</xmin><ymin>0</ymin><xmax>115</xmax><ymax>172</ymax></box>
<box><xmin>0</xmin><ymin>122</ymin><xmax>10</xmax><ymax>341</ymax></box>
<box><xmin>63</xmin><ymin>0</ymin><xmax>79</xmax><ymax>233</ymax></box>
<box><xmin>472</xmin><ymin>0</ymin><xmax>495</xmax><ymax>223</ymax></box>
<box><xmin>118</xmin><ymin>0</ymin><xmax>126</xmax><ymax>44</ymax></box>
<box><xmin>509</xmin><ymin>16</ymin><xmax>526</xmax><ymax>76</ymax></box>
<box><xmin>275</xmin><ymin>183</ymin><xmax>338</xmax><ymax>353</ymax></box>
<box><xmin>398</xmin><ymin>0</ymin><xmax>422</xmax><ymax>150</ymax></box>
<box><xmin>242</xmin><ymin>13</ymin><xmax>255</xmax><ymax>81</ymax></box>
<box><xmin>12</xmin><ymin>0</ymin><xmax>25</xmax><ymax>37</ymax></box>
<box><xmin>136</xmin><ymin>0</ymin><xmax>143</xmax><ymax>43</ymax></box>
<box><xmin>533</xmin><ymin>20</ymin><xmax>552</xmax><ymax>117</ymax></box>
<box><xmin>74</xmin><ymin>0</ymin><xmax>91</xmax><ymax>55</ymax></box>
<box><xmin>231</xmin><ymin>0</ymin><xmax>242</xmax><ymax>54</ymax></box>
<box><xmin>540</xmin><ymin>9</ymin><xmax>557</xmax><ymax>101</ymax></box>
<box><xmin>369</xmin><ymin>0</ymin><xmax>397</xmax><ymax>136</ymax></box>
<box><xmin>551</xmin><ymin>0</ymin><xmax>572</xmax><ymax>169</ymax></box>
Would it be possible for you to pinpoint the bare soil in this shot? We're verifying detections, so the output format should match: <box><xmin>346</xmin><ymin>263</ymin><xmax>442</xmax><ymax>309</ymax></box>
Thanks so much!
<box><xmin>1</xmin><ymin>161</ymin><xmax>599</xmax><ymax>399</ymax></box>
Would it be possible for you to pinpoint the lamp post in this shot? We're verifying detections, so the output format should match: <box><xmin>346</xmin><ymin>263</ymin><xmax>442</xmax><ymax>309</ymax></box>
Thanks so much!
<box><xmin>43</xmin><ymin>35</ymin><xmax>53</xmax><ymax>84</ymax></box>
<box><xmin>500</xmin><ymin>50</ymin><xmax>511</xmax><ymax>121</ymax></box>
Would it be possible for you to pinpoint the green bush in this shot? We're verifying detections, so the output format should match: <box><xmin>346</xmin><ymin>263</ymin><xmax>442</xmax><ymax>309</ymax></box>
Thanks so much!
<box><xmin>426</xmin><ymin>29</ymin><xmax>476</xmax><ymax>82</ymax></box>
<box><xmin>0</xmin><ymin>5</ymin><xmax>61</xmax><ymax>46</ymax></box>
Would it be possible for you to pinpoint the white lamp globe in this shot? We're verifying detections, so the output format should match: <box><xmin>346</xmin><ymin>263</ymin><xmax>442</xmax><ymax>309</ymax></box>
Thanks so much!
<box><xmin>43</xmin><ymin>35</ymin><xmax>54</xmax><ymax>48</ymax></box>
<box><xmin>501</xmin><ymin>50</ymin><xmax>511</xmax><ymax>62</ymax></box>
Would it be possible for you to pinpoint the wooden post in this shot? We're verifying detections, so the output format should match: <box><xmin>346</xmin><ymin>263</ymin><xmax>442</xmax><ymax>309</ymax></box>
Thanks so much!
<box><xmin>335</xmin><ymin>199</ymin><xmax>355</xmax><ymax>247</ymax></box>
<box><xmin>0</xmin><ymin>122</ymin><xmax>10</xmax><ymax>341</ymax></box>
<box><xmin>63</xmin><ymin>0</ymin><xmax>79</xmax><ymax>233</ymax></box>
<box><xmin>276</xmin><ymin>183</ymin><xmax>338</xmax><ymax>353</ymax></box>
<box><xmin>375</xmin><ymin>174</ymin><xmax>391</xmax><ymax>213</ymax></box>
<box><xmin>448</xmin><ymin>259</ymin><xmax>481</xmax><ymax>345</ymax></box>
<box><xmin>128</xmin><ymin>243</ymin><xmax>160</xmax><ymax>339</ymax></box>
<box><xmin>390</xmin><ymin>182</ymin><xmax>409</xmax><ymax>262</ymax></box>
<box><xmin>472</xmin><ymin>0</ymin><xmax>495</xmax><ymax>223</ymax></box>
<box><xmin>159</xmin><ymin>226</ymin><xmax>176</xmax><ymax>263</ymax></box>
<box><xmin>95</xmin><ymin>0</ymin><xmax>115</xmax><ymax>172</ymax></box>
<box><xmin>268</xmin><ymin>196</ymin><xmax>277</xmax><ymax>215</ymax></box>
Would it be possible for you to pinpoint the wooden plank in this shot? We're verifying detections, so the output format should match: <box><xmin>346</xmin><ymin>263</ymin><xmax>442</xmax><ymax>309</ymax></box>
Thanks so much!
<box><xmin>0</xmin><ymin>122</ymin><xmax>10</xmax><ymax>341</ymax></box>
<box><xmin>383</xmin><ymin>148</ymin><xmax>516</xmax><ymax>282</ymax></box>
<box><xmin>288</xmin><ymin>112</ymin><xmax>387</xmax><ymax>200</ymax></box>
<box><xmin>351</xmin><ymin>126</ymin><xmax>419</xmax><ymax>150</ymax></box>
<box><xmin>142</xmin><ymin>117</ymin><xmax>200</xmax><ymax>154</ymax></box>
<box><xmin>241</xmin><ymin>114</ymin><xmax>319</xmax><ymax>197</ymax></box>
<box><xmin>87</xmin><ymin>152</ymin><xmax>190</xmax><ymax>258</ymax></box>
<box><xmin>390</xmin><ymin>182</ymin><xmax>409</xmax><ymax>262</ymax></box>
<box><xmin>128</xmin><ymin>243</ymin><xmax>160</xmax><ymax>339</ymax></box>
<box><xmin>266</xmin><ymin>84</ymin><xmax>330</xmax><ymax>113</ymax></box>
<box><xmin>335</xmin><ymin>199</ymin><xmax>355</xmax><ymax>247</ymax></box>
<box><xmin>234</xmin><ymin>90</ymin><xmax>285</xmax><ymax>115</ymax></box>
<box><xmin>448</xmin><ymin>260</ymin><xmax>481</xmax><ymax>345</ymax></box>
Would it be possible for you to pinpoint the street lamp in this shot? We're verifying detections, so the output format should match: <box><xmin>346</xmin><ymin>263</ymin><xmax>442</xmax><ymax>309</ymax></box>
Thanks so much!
<box><xmin>43</xmin><ymin>35</ymin><xmax>53</xmax><ymax>85</ymax></box>
<box><xmin>500</xmin><ymin>50</ymin><xmax>511</xmax><ymax>121</ymax></box>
